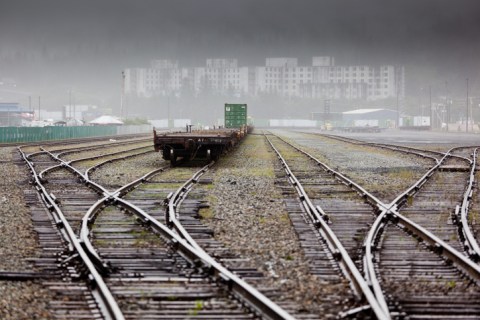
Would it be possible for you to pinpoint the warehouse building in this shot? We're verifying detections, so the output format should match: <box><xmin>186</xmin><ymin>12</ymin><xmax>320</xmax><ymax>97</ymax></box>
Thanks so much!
<box><xmin>0</xmin><ymin>102</ymin><xmax>34</xmax><ymax>126</ymax></box>
<box><xmin>342</xmin><ymin>108</ymin><xmax>399</xmax><ymax>128</ymax></box>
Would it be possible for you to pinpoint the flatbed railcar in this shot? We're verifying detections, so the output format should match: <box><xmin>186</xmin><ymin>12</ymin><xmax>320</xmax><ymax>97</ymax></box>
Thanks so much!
<box><xmin>153</xmin><ymin>126</ymin><xmax>248</xmax><ymax>164</ymax></box>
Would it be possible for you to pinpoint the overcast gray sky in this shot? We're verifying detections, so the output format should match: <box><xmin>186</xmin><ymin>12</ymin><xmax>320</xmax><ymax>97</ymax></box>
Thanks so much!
<box><xmin>0</xmin><ymin>0</ymin><xmax>479</xmax><ymax>105</ymax></box>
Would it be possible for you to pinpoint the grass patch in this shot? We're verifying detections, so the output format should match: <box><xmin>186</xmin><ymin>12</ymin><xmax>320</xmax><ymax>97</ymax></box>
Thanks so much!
<box><xmin>140</xmin><ymin>182</ymin><xmax>183</xmax><ymax>190</ymax></box>
<box><xmin>392</xmin><ymin>168</ymin><xmax>416</xmax><ymax>180</ymax></box>
<box><xmin>188</xmin><ymin>300</ymin><xmax>204</xmax><ymax>316</ymax></box>
<box><xmin>131</xmin><ymin>229</ymin><xmax>163</xmax><ymax>247</ymax></box>
<box><xmin>248</xmin><ymin>167</ymin><xmax>275</xmax><ymax>178</ymax></box>
<box><xmin>279</xmin><ymin>213</ymin><xmax>291</xmax><ymax>224</ymax></box>
<box><xmin>469</xmin><ymin>209</ymin><xmax>478</xmax><ymax>224</ymax></box>
<box><xmin>199</xmin><ymin>195</ymin><xmax>216</xmax><ymax>220</ymax></box>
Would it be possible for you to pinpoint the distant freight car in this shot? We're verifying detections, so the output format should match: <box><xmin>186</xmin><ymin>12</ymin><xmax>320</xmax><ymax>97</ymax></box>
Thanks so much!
<box><xmin>153</xmin><ymin>104</ymin><xmax>250</xmax><ymax>165</ymax></box>
<box><xmin>225</xmin><ymin>104</ymin><xmax>247</xmax><ymax>128</ymax></box>
<box><xmin>153</xmin><ymin>127</ymin><xmax>247</xmax><ymax>165</ymax></box>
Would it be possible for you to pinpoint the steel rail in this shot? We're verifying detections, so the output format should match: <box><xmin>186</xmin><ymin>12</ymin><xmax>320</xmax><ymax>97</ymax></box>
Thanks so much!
<box><xmin>55</xmin><ymin>138</ymin><xmax>151</xmax><ymax>157</ymax></box>
<box><xmin>67</xmin><ymin>146</ymin><xmax>152</xmax><ymax>166</ymax></box>
<box><xmin>316</xmin><ymin>132</ymin><xmax>474</xmax><ymax>163</ymax></box>
<box><xmin>40</xmin><ymin>145</ymin><xmax>167</xmax><ymax>272</ymax></box>
<box><xmin>114</xmin><ymin>192</ymin><xmax>296</xmax><ymax>320</ymax></box>
<box><xmin>361</xmin><ymin>146</ymin><xmax>480</xmax><ymax>320</ymax></box>
<box><xmin>18</xmin><ymin>146</ymin><xmax>125</xmax><ymax>320</ymax></box>
<box><xmin>46</xmin><ymin>142</ymin><xmax>294</xmax><ymax>319</ymax></box>
<box><xmin>39</xmin><ymin>148</ymin><xmax>117</xmax><ymax>271</ymax></box>
<box><xmin>165</xmin><ymin>162</ymin><xmax>214</xmax><ymax>252</ymax></box>
<box><xmin>26</xmin><ymin>150</ymin><xmax>49</xmax><ymax>159</ymax></box>
<box><xmin>456</xmin><ymin>148</ymin><xmax>480</xmax><ymax>261</ymax></box>
<box><xmin>37</xmin><ymin>146</ymin><xmax>151</xmax><ymax>181</ymax></box>
<box><xmin>270</xmin><ymin>133</ymin><xmax>392</xmax><ymax>316</ymax></box>
<box><xmin>264</xmin><ymin>133</ymin><xmax>389</xmax><ymax>320</ymax></box>
<box><xmin>161</xmin><ymin>161</ymin><xmax>296</xmax><ymax>319</ymax></box>
<box><xmin>272</xmin><ymin>134</ymin><xmax>389</xmax><ymax>211</ymax></box>
<box><xmin>41</xmin><ymin>147</ymin><xmax>109</xmax><ymax>195</ymax></box>
<box><xmin>84</xmin><ymin>149</ymin><xmax>154</xmax><ymax>180</ymax></box>
<box><xmin>272</xmin><ymin>132</ymin><xmax>480</xmax><ymax>316</ymax></box>
<box><xmin>9</xmin><ymin>133</ymin><xmax>150</xmax><ymax>150</ymax></box>
<box><xmin>80</xmin><ymin>166</ymin><xmax>169</xmax><ymax>265</ymax></box>
<box><xmin>309</xmin><ymin>132</ymin><xmax>442</xmax><ymax>162</ymax></box>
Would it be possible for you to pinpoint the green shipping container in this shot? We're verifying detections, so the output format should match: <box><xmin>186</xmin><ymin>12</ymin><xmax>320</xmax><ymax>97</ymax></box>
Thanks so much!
<box><xmin>224</xmin><ymin>104</ymin><xmax>247</xmax><ymax>128</ymax></box>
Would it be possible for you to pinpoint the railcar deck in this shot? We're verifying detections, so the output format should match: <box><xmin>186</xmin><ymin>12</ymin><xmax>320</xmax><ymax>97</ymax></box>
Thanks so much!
<box><xmin>153</xmin><ymin>127</ymin><xmax>248</xmax><ymax>164</ymax></box>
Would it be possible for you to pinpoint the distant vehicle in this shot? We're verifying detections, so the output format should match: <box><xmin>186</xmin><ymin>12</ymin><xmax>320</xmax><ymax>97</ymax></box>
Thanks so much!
<box><xmin>153</xmin><ymin>104</ymin><xmax>251</xmax><ymax>164</ymax></box>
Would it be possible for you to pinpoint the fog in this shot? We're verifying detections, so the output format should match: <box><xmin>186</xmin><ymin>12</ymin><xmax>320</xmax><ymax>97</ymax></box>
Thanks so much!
<box><xmin>1</xmin><ymin>0</ymin><xmax>479</xmax><ymax>123</ymax></box>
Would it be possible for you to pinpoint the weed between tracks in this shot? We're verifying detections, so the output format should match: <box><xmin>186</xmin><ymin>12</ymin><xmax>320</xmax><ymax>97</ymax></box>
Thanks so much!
<box><xmin>188</xmin><ymin>300</ymin><xmax>204</xmax><ymax>316</ymax></box>
<box><xmin>469</xmin><ymin>209</ymin><xmax>479</xmax><ymax>225</ymax></box>
<box><xmin>218</xmin><ymin>135</ymin><xmax>275</xmax><ymax>178</ymax></box>
<box><xmin>139</xmin><ymin>182</ymin><xmax>183</xmax><ymax>190</ymax></box>
<box><xmin>131</xmin><ymin>229</ymin><xmax>164</xmax><ymax>247</ymax></box>
<box><xmin>199</xmin><ymin>194</ymin><xmax>216</xmax><ymax>219</ymax></box>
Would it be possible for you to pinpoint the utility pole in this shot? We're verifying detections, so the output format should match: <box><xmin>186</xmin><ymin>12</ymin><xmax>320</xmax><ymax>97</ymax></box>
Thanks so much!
<box><xmin>445</xmin><ymin>81</ymin><xmax>449</xmax><ymax>132</ymax></box>
<box><xmin>69</xmin><ymin>90</ymin><xmax>72</xmax><ymax>119</ymax></box>
<box><xmin>121</xmin><ymin>71</ymin><xmax>125</xmax><ymax>119</ymax></box>
<box><xmin>466</xmin><ymin>78</ymin><xmax>469</xmax><ymax>133</ymax></box>
<box><xmin>73</xmin><ymin>93</ymin><xmax>76</xmax><ymax>122</ymax></box>
<box><xmin>167</xmin><ymin>95</ymin><xmax>170</xmax><ymax>128</ymax></box>
<box><xmin>38</xmin><ymin>96</ymin><xmax>41</xmax><ymax>121</ymax></box>
<box><xmin>396</xmin><ymin>74</ymin><xmax>399</xmax><ymax>128</ymax></box>
<box><xmin>429</xmin><ymin>86</ymin><xmax>432</xmax><ymax>129</ymax></box>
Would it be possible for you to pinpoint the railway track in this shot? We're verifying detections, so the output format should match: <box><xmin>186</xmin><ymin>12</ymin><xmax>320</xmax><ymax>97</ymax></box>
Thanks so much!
<box><xmin>12</xmin><ymin>130</ymin><xmax>480</xmax><ymax>319</ymax></box>
<box><xmin>269</xmin><ymin>131</ymin><xmax>480</xmax><ymax>319</ymax></box>
<box><xmin>18</xmin><ymin>136</ymin><xmax>296</xmax><ymax>319</ymax></box>
<box><xmin>265</xmin><ymin>133</ymin><xmax>387</xmax><ymax>319</ymax></box>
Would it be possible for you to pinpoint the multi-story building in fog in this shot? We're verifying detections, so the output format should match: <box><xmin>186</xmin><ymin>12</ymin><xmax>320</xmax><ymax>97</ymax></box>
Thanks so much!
<box><xmin>123</xmin><ymin>57</ymin><xmax>405</xmax><ymax>101</ymax></box>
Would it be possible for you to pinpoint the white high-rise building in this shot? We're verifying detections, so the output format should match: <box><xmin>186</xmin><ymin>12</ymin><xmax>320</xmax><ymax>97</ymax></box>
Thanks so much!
<box><xmin>123</xmin><ymin>56</ymin><xmax>405</xmax><ymax>101</ymax></box>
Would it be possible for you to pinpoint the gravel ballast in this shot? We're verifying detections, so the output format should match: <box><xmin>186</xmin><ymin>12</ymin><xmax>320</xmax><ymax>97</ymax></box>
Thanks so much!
<box><xmin>275</xmin><ymin>130</ymin><xmax>433</xmax><ymax>202</ymax></box>
<box><xmin>0</xmin><ymin>147</ymin><xmax>53</xmax><ymax>319</ymax></box>
<box><xmin>202</xmin><ymin>134</ymin><xmax>354</xmax><ymax>317</ymax></box>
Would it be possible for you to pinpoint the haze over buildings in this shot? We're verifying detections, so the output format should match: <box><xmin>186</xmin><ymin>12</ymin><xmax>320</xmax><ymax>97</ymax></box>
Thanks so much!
<box><xmin>0</xmin><ymin>0</ymin><xmax>479</xmax><ymax>121</ymax></box>
<box><xmin>125</xmin><ymin>57</ymin><xmax>404</xmax><ymax>101</ymax></box>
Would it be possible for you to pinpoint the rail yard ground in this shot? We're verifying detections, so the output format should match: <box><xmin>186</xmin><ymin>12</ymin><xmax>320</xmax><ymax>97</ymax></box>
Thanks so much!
<box><xmin>1</xmin><ymin>129</ymin><xmax>480</xmax><ymax>319</ymax></box>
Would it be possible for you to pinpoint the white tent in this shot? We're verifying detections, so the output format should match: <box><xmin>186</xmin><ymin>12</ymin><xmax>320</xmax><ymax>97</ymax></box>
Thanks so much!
<box><xmin>89</xmin><ymin>115</ymin><xmax>124</xmax><ymax>125</ymax></box>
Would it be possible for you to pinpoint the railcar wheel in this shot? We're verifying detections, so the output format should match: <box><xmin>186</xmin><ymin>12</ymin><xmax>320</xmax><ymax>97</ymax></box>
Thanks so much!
<box><xmin>170</xmin><ymin>149</ymin><xmax>177</xmax><ymax>166</ymax></box>
<box><xmin>162</xmin><ymin>148</ymin><xmax>171</xmax><ymax>160</ymax></box>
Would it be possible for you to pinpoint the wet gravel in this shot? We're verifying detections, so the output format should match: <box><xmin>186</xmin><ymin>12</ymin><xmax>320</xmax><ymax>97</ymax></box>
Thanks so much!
<box><xmin>0</xmin><ymin>147</ymin><xmax>53</xmax><ymax>319</ymax></box>
<box><xmin>61</xmin><ymin>141</ymin><xmax>152</xmax><ymax>162</ymax></box>
<box><xmin>0</xmin><ymin>148</ymin><xmax>40</xmax><ymax>270</ymax></box>
<box><xmin>90</xmin><ymin>151</ymin><xmax>166</xmax><ymax>190</ymax></box>
<box><xmin>1</xmin><ymin>131</ymin><xmax>474</xmax><ymax>319</ymax></box>
<box><xmin>203</xmin><ymin>134</ymin><xmax>353</xmax><ymax>317</ymax></box>
<box><xmin>274</xmin><ymin>130</ymin><xmax>434</xmax><ymax>202</ymax></box>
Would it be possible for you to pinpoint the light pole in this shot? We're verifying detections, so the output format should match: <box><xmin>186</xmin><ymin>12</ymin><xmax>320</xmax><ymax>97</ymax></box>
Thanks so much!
<box><xmin>445</xmin><ymin>81</ymin><xmax>449</xmax><ymax>132</ymax></box>
<box><xmin>466</xmin><ymin>78</ymin><xmax>469</xmax><ymax>133</ymax></box>
<box><xmin>38</xmin><ymin>96</ymin><xmax>41</xmax><ymax>121</ymax></box>
<box><xmin>429</xmin><ymin>85</ymin><xmax>432</xmax><ymax>129</ymax></box>
<box><xmin>396</xmin><ymin>73</ymin><xmax>399</xmax><ymax>128</ymax></box>
<box><xmin>121</xmin><ymin>71</ymin><xmax>125</xmax><ymax>119</ymax></box>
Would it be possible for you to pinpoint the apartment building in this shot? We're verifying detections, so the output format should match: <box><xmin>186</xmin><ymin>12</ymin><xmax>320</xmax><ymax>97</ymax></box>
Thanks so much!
<box><xmin>124</xmin><ymin>57</ymin><xmax>404</xmax><ymax>101</ymax></box>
